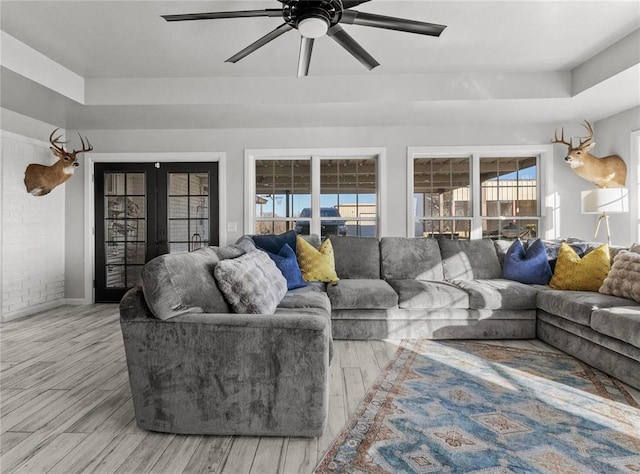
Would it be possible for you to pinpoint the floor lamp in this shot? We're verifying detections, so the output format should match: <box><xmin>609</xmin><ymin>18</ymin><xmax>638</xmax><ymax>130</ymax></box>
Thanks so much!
<box><xmin>581</xmin><ymin>188</ymin><xmax>629</xmax><ymax>244</ymax></box>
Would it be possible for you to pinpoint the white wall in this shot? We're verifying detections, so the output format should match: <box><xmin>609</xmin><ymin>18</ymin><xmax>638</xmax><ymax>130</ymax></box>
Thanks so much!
<box><xmin>0</xmin><ymin>120</ymin><xmax>66</xmax><ymax>321</ymax></box>
<box><xmin>594</xmin><ymin>106</ymin><xmax>640</xmax><ymax>246</ymax></box>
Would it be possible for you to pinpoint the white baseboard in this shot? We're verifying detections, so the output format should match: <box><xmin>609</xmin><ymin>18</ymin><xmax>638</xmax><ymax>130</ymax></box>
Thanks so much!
<box><xmin>1</xmin><ymin>299</ymin><xmax>66</xmax><ymax>322</ymax></box>
<box><xmin>65</xmin><ymin>298</ymin><xmax>92</xmax><ymax>305</ymax></box>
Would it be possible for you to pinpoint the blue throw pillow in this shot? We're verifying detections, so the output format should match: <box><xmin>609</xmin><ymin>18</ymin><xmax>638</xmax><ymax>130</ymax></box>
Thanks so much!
<box><xmin>503</xmin><ymin>239</ymin><xmax>553</xmax><ymax>285</ymax></box>
<box><xmin>265</xmin><ymin>243</ymin><xmax>307</xmax><ymax>291</ymax></box>
<box><xmin>252</xmin><ymin>230</ymin><xmax>297</xmax><ymax>254</ymax></box>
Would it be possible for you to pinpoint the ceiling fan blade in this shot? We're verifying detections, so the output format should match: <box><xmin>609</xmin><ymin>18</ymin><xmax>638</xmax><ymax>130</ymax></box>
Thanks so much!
<box><xmin>226</xmin><ymin>23</ymin><xmax>293</xmax><ymax>63</ymax></box>
<box><xmin>340</xmin><ymin>10</ymin><xmax>446</xmax><ymax>37</ymax></box>
<box><xmin>327</xmin><ymin>25</ymin><xmax>379</xmax><ymax>71</ymax></box>
<box><xmin>297</xmin><ymin>37</ymin><xmax>314</xmax><ymax>77</ymax></box>
<box><xmin>162</xmin><ymin>9</ymin><xmax>282</xmax><ymax>22</ymax></box>
<box><xmin>342</xmin><ymin>0</ymin><xmax>372</xmax><ymax>8</ymax></box>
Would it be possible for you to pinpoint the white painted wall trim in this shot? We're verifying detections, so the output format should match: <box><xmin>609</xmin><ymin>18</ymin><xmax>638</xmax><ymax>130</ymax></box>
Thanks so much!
<box><xmin>0</xmin><ymin>129</ymin><xmax>51</xmax><ymax>148</ymax></box>
<box><xmin>245</xmin><ymin>147</ymin><xmax>387</xmax><ymax>238</ymax></box>
<box><xmin>406</xmin><ymin>144</ymin><xmax>555</xmax><ymax>239</ymax></box>
<box><xmin>0</xmin><ymin>32</ymin><xmax>85</xmax><ymax>103</ymax></box>
<box><xmin>81</xmin><ymin>152</ymin><xmax>226</xmax><ymax>304</ymax></box>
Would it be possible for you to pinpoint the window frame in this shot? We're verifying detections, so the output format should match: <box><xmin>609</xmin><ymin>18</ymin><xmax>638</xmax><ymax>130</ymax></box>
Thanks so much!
<box><xmin>407</xmin><ymin>145</ymin><xmax>555</xmax><ymax>240</ymax></box>
<box><xmin>246</xmin><ymin>147</ymin><xmax>387</xmax><ymax>238</ymax></box>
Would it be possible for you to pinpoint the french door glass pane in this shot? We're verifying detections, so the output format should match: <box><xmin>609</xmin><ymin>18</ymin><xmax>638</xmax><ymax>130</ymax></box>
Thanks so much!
<box><xmin>168</xmin><ymin>172</ymin><xmax>210</xmax><ymax>252</ymax></box>
<box><xmin>104</xmin><ymin>172</ymin><xmax>146</xmax><ymax>288</ymax></box>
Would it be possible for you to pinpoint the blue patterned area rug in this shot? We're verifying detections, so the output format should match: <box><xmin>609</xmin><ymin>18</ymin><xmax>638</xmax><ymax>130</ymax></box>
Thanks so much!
<box><xmin>315</xmin><ymin>340</ymin><xmax>640</xmax><ymax>473</ymax></box>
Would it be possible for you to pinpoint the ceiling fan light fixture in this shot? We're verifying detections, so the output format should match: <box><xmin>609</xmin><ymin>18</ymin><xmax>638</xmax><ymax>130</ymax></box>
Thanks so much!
<box><xmin>297</xmin><ymin>16</ymin><xmax>330</xmax><ymax>38</ymax></box>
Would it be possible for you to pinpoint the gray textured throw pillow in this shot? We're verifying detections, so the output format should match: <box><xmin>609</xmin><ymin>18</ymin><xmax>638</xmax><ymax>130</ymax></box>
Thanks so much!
<box><xmin>214</xmin><ymin>250</ymin><xmax>288</xmax><ymax>314</ymax></box>
<box><xmin>599</xmin><ymin>251</ymin><xmax>640</xmax><ymax>302</ymax></box>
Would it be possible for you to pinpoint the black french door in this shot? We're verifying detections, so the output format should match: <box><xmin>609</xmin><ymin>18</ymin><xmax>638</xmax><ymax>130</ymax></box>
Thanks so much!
<box><xmin>95</xmin><ymin>162</ymin><xmax>219</xmax><ymax>303</ymax></box>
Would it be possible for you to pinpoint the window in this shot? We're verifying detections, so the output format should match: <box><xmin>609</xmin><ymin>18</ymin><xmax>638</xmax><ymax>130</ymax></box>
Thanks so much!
<box><xmin>249</xmin><ymin>149</ymin><xmax>384</xmax><ymax>239</ymax></box>
<box><xmin>409</xmin><ymin>146</ymin><xmax>550</xmax><ymax>240</ymax></box>
<box><xmin>412</xmin><ymin>157</ymin><xmax>471</xmax><ymax>239</ymax></box>
<box><xmin>480</xmin><ymin>156</ymin><xmax>538</xmax><ymax>240</ymax></box>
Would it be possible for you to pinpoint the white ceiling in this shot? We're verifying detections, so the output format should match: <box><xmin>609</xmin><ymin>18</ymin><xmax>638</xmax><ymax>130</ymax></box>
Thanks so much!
<box><xmin>1</xmin><ymin>0</ymin><xmax>639</xmax><ymax>129</ymax></box>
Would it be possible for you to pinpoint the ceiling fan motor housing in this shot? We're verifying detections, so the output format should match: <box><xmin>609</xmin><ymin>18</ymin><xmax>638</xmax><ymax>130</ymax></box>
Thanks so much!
<box><xmin>283</xmin><ymin>0</ymin><xmax>343</xmax><ymax>37</ymax></box>
<box><xmin>297</xmin><ymin>9</ymin><xmax>331</xmax><ymax>38</ymax></box>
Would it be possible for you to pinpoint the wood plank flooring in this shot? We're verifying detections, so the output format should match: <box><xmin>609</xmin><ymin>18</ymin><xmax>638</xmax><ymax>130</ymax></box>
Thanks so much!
<box><xmin>1</xmin><ymin>305</ymin><xmax>639</xmax><ymax>473</ymax></box>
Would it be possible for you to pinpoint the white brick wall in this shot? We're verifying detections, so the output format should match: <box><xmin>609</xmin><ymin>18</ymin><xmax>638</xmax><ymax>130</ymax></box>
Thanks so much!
<box><xmin>1</xmin><ymin>132</ymin><xmax>66</xmax><ymax>321</ymax></box>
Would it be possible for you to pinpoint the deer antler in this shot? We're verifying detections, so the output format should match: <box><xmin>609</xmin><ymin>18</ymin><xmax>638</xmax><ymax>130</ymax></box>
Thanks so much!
<box><xmin>579</xmin><ymin>120</ymin><xmax>595</xmax><ymax>148</ymax></box>
<box><xmin>49</xmin><ymin>128</ymin><xmax>93</xmax><ymax>158</ymax></box>
<box><xmin>74</xmin><ymin>133</ymin><xmax>93</xmax><ymax>156</ymax></box>
<box><xmin>551</xmin><ymin>127</ymin><xmax>573</xmax><ymax>148</ymax></box>
<box><xmin>49</xmin><ymin>128</ymin><xmax>68</xmax><ymax>153</ymax></box>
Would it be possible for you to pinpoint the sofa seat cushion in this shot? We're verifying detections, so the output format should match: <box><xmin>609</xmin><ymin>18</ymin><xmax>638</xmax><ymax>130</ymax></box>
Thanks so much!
<box><xmin>327</xmin><ymin>279</ymin><xmax>398</xmax><ymax>310</ymax></box>
<box><xmin>536</xmin><ymin>288</ymin><xmax>639</xmax><ymax>326</ymax></box>
<box><xmin>278</xmin><ymin>286</ymin><xmax>332</xmax><ymax>315</ymax></box>
<box><xmin>388</xmin><ymin>280</ymin><xmax>468</xmax><ymax>309</ymax></box>
<box><xmin>591</xmin><ymin>306</ymin><xmax>640</xmax><ymax>349</ymax></box>
<box><xmin>452</xmin><ymin>279</ymin><xmax>538</xmax><ymax>310</ymax></box>
<box><xmin>380</xmin><ymin>237</ymin><xmax>444</xmax><ymax>281</ymax></box>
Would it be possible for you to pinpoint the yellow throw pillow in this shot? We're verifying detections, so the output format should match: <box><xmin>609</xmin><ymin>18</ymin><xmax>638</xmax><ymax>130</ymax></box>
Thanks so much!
<box><xmin>296</xmin><ymin>236</ymin><xmax>339</xmax><ymax>283</ymax></box>
<box><xmin>549</xmin><ymin>242</ymin><xmax>610</xmax><ymax>291</ymax></box>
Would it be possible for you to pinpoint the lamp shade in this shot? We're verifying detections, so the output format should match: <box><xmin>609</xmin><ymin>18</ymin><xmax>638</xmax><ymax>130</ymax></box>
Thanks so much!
<box><xmin>581</xmin><ymin>188</ymin><xmax>629</xmax><ymax>214</ymax></box>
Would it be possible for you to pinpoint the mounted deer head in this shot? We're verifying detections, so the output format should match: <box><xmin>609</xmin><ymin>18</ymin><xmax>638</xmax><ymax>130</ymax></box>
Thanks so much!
<box><xmin>24</xmin><ymin>129</ymin><xmax>93</xmax><ymax>196</ymax></box>
<box><xmin>551</xmin><ymin>120</ymin><xmax>626</xmax><ymax>188</ymax></box>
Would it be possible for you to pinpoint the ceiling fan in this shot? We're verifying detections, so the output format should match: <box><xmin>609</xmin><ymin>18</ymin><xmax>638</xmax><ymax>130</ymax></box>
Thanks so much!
<box><xmin>161</xmin><ymin>0</ymin><xmax>446</xmax><ymax>77</ymax></box>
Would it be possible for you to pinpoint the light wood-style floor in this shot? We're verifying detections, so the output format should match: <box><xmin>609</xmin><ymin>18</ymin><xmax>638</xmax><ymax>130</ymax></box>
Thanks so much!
<box><xmin>2</xmin><ymin>305</ymin><xmax>639</xmax><ymax>473</ymax></box>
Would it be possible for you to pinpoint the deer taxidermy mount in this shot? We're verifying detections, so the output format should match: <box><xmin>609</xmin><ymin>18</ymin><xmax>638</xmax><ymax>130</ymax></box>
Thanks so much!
<box><xmin>551</xmin><ymin>120</ymin><xmax>626</xmax><ymax>188</ymax></box>
<box><xmin>24</xmin><ymin>129</ymin><xmax>93</xmax><ymax>196</ymax></box>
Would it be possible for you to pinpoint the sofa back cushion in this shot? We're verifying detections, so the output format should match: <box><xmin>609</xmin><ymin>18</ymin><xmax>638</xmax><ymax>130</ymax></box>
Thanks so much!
<box><xmin>439</xmin><ymin>238</ymin><xmax>502</xmax><ymax>281</ymax></box>
<box><xmin>328</xmin><ymin>235</ymin><xmax>380</xmax><ymax>279</ymax></box>
<box><xmin>141</xmin><ymin>247</ymin><xmax>231</xmax><ymax>320</ymax></box>
<box><xmin>380</xmin><ymin>237</ymin><xmax>444</xmax><ymax>281</ymax></box>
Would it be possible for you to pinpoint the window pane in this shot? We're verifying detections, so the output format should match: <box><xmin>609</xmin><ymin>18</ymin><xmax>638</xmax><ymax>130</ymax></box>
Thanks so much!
<box><xmin>413</xmin><ymin>219</ymin><xmax>471</xmax><ymax>239</ymax></box>
<box><xmin>482</xmin><ymin>219</ymin><xmax>538</xmax><ymax>240</ymax></box>
<box><xmin>481</xmin><ymin>157</ymin><xmax>537</xmax><ymax>217</ymax></box>
<box><xmin>169</xmin><ymin>173</ymin><xmax>189</xmax><ymax>195</ymax></box>
<box><xmin>255</xmin><ymin>160</ymin><xmax>311</xmax><ymax>222</ymax></box>
<box><xmin>169</xmin><ymin>197</ymin><xmax>189</xmax><ymax>218</ymax></box>
<box><xmin>126</xmin><ymin>174</ymin><xmax>145</xmax><ymax>195</ymax></box>
<box><xmin>320</xmin><ymin>158</ymin><xmax>377</xmax><ymax>238</ymax></box>
<box><xmin>255</xmin><ymin>220</ymin><xmax>295</xmax><ymax>235</ymax></box>
<box><xmin>413</xmin><ymin>157</ymin><xmax>471</xmax><ymax>219</ymax></box>
<box><xmin>105</xmin><ymin>173</ymin><xmax>125</xmax><ymax>195</ymax></box>
<box><xmin>190</xmin><ymin>173</ymin><xmax>208</xmax><ymax>195</ymax></box>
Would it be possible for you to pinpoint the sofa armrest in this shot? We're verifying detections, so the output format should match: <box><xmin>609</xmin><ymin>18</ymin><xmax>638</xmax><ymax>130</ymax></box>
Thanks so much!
<box><xmin>119</xmin><ymin>288</ymin><xmax>331</xmax><ymax>437</ymax></box>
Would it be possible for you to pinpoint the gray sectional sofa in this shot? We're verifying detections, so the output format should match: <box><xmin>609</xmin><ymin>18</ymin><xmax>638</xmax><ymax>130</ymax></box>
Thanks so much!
<box><xmin>119</xmin><ymin>233</ymin><xmax>640</xmax><ymax>437</ymax></box>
